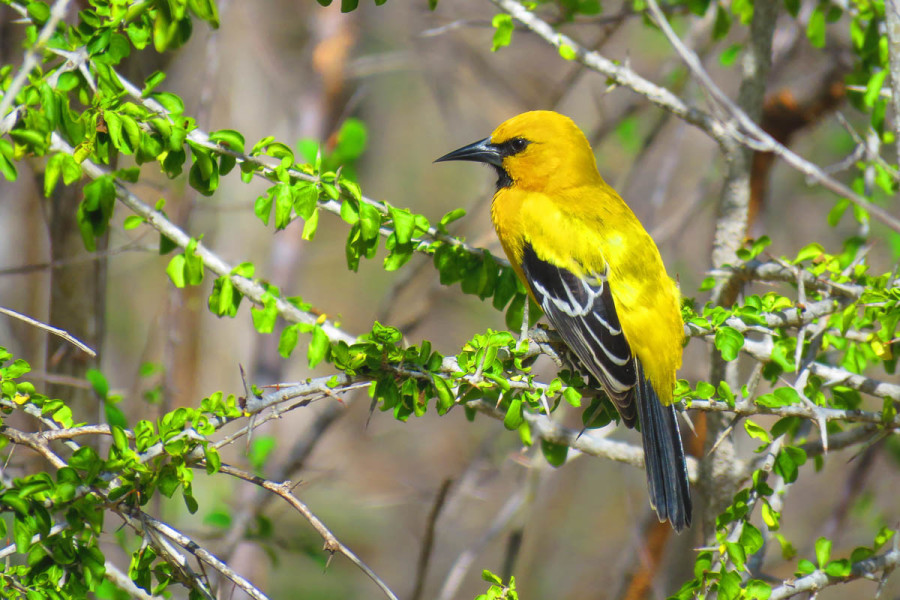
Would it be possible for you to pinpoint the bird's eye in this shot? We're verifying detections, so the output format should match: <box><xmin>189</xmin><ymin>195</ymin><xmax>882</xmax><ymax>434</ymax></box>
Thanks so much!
<box><xmin>505</xmin><ymin>137</ymin><xmax>529</xmax><ymax>155</ymax></box>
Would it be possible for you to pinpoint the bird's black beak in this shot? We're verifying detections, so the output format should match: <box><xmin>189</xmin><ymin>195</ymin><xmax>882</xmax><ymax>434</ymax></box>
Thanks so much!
<box><xmin>434</xmin><ymin>137</ymin><xmax>503</xmax><ymax>167</ymax></box>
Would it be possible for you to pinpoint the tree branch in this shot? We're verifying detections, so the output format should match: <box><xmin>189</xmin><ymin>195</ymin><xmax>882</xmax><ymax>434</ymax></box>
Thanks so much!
<box><xmin>212</xmin><ymin>463</ymin><xmax>400</xmax><ymax>600</ymax></box>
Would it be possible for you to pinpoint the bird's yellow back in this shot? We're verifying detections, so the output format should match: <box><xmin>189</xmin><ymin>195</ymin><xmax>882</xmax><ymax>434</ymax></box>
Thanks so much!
<box><xmin>488</xmin><ymin>111</ymin><xmax>683</xmax><ymax>403</ymax></box>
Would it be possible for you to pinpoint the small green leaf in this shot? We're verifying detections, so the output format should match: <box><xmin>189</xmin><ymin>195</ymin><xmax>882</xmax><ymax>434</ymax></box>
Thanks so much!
<box><xmin>491</xmin><ymin>14</ymin><xmax>514</xmax><ymax>51</ymax></box>
<box><xmin>806</xmin><ymin>6</ymin><xmax>825</xmax><ymax>48</ymax></box>
<box><xmin>719</xmin><ymin>44</ymin><xmax>742</xmax><ymax>66</ymax></box>
<box><xmin>302</xmin><ymin>207</ymin><xmax>320</xmax><ymax>241</ymax></box>
<box><xmin>725</xmin><ymin>540</ymin><xmax>746</xmax><ymax>571</ymax></box>
<box><xmin>166</xmin><ymin>254</ymin><xmax>186</xmax><ymax>288</ymax></box>
<box><xmin>744</xmin><ymin>419</ymin><xmax>771</xmax><ymax>444</ymax></box>
<box><xmin>86</xmin><ymin>368</ymin><xmax>109</xmax><ymax>398</ymax></box>
<box><xmin>559</xmin><ymin>44</ymin><xmax>577</xmax><ymax>60</ymax></box>
<box><xmin>503</xmin><ymin>395</ymin><xmax>524</xmax><ymax>430</ymax></box>
<box><xmin>796</xmin><ymin>558</ymin><xmax>816</xmax><ymax>575</ymax></box>
<box><xmin>308</xmin><ymin>326</ymin><xmax>330</xmax><ymax>368</ymax></box>
<box><xmin>824</xmin><ymin>559</ymin><xmax>851</xmax><ymax>577</ymax></box>
<box><xmin>744</xmin><ymin>579</ymin><xmax>772</xmax><ymax>600</ymax></box>
<box><xmin>540</xmin><ymin>438</ymin><xmax>568</xmax><ymax>467</ymax></box>
<box><xmin>279</xmin><ymin>324</ymin><xmax>300</xmax><ymax>358</ymax></box>
<box><xmin>815</xmin><ymin>537</ymin><xmax>831</xmax><ymax>567</ymax></box>
<box><xmin>715</xmin><ymin>326</ymin><xmax>744</xmax><ymax>361</ymax></box>
<box><xmin>433</xmin><ymin>375</ymin><xmax>455</xmax><ymax>415</ymax></box>
<box><xmin>740</xmin><ymin>523</ymin><xmax>764</xmax><ymax>554</ymax></box>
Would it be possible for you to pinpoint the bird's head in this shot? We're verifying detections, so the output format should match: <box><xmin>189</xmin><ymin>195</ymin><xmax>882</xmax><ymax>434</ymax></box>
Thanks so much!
<box><xmin>435</xmin><ymin>110</ymin><xmax>601</xmax><ymax>191</ymax></box>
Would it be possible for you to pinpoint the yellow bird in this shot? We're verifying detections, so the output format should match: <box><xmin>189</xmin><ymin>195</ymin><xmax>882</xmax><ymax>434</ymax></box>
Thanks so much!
<box><xmin>437</xmin><ymin>110</ymin><xmax>691</xmax><ymax>531</ymax></box>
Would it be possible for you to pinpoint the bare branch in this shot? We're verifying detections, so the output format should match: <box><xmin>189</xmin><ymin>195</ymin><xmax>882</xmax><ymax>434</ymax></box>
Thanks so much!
<box><xmin>0</xmin><ymin>306</ymin><xmax>97</xmax><ymax>356</ymax></box>
<box><xmin>132</xmin><ymin>511</ymin><xmax>268</xmax><ymax>600</ymax></box>
<box><xmin>212</xmin><ymin>463</ymin><xmax>400</xmax><ymax>600</ymax></box>
<box><xmin>412</xmin><ymin>479</ymin><xmax>453</xmax><ymax>600</ymax></box>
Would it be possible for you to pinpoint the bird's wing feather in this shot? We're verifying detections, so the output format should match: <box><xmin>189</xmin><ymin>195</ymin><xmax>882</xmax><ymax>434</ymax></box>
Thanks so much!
<box><xmin>520</xmin><ymin>242</ymin><xmax>638</xmax><ymax>427</ymax></box>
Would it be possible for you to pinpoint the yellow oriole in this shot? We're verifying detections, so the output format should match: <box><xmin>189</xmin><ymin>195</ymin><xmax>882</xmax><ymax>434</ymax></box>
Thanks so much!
<box><xmin>437</xmin><ymin>110</ymin><xmax>691</xmax><ymax>531</ymax></box>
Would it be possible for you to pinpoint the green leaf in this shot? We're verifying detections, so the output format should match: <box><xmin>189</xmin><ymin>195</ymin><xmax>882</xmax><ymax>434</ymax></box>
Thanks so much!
<box><xmin>695</xmin><ymin>380</ymin><xmax>716</xmax><ymax>399</ymax></box>
<box><xmin>86</xmin><ymin>368</ymin><xmax>109</xmax><ymax>398</ymax></box>
<box><xmin>251</xmin><ymin>295</ymin><xmax>277</xmax><ymax>333</ymax></box>
<box><xmin>27</xmin><ymin>1</ymin><xmax>50</xmax><ymax>23</ymax></box>
<box><xmin>863</xmin><ymin>69</ymin><xmax>888</xmax><ymax>109</ymax></box>
<box><xmin>111</xmin><ymin>425</ymin><xmax>128</xmax><ymax>452</ymax></box>
<box><xmin>773</xmin><ymin>387</ymin><xmax>801</xmax><ymax>405</ymax></box>
<box><xmin>815</xmin><ymin>536</ymin><xmax>831</xmax><ymax>567</ymax></box>
<box><xmin>774</xmin><ymin>445</ymin><xmax>806</xmax><ymax>483</ymax></box>
<box><xmin>714</xmin><ymin>326</ymin><xmax>744</xmax><ymax>361</ymax></box>
<box><xmin>302</xmin><ymin>207</ymin><xmax>320</xmax><ymax>241</ymax></box>
<box><xmin>293</xmin><ymin>182</ymin><xmax>318</xmax><ymax>219</ymax></box>
<box><xmin>308</xmin><ymin>326</ymin><xmax>330</xmax><ymax>368</ymax></box>
<box><xmin>559</xmin><ymin>44</ymin><xmax>577</xmax><ymax>60</ymax></box>
<box><xmin>0</xmin><ymin>140</ymin><xmax>17</xmax><ymax>181</ymax></box>
<box><xmin>740</xmin><ymin>523</ymin><xmax>764</xmax><ymax>554</ymax></box>
<box><xmin>279</xmin><ymin>324</ymin><xmax>300</xmax><ymax>358</ymax></box>
<box><xmin>389</xmin><ymin>206</ymin><xmax>416</xmax><ymax>245</ymax></box>
<box><xmin>358</xmin><ymin>202</ymin><xmax>382</xmax><ymax>241</ymax></box>
<box><xmin>152</xmin><ymin>92</ymin><xmax>185</xmax><ymax>116</ymax></box>
<box><xmin>433</xmin><ymin>375</ymin><xmax>455</xmax><ymax>415</ymax></box>
<box><xmin>725</xmin><ymin>540</ymin><xmax>746</xmax><ymax>571</ymax></box>
<box><xmin>503</xmin><ymin>395</ymin><xmax>524</xmax><ymax>430</ymax></box>
<box><xmin>719</xmin><ymin>44</ymin><xmax>742</xmax><ymax>66</ymax></box>
<box><xmin>335</xmin><ymin>118</ymin><xmax>367</xmax><ymax>160</ymax></box>
<box><xmin>204</xmin><ymin>445</ymin><xmax>222</xmax><ymax>474</ymax></box>
<box><xmin>874</xmin><ymin>526</ymin><xmax>895</xmax><ymax>549</ymax></box>
<box><xmin>208</xmin><ymin>129</ymin><xmax>245</xmax><ymax>152</ymax></box>
<box><xmin>744</xmin><ymin>419</ymin><xmax>771</xmax><ymax>444</ymax></box>
<box><xmin>806</xmin><ymin>6</ymin><xmax>825</xmax><ymax>48</ymax></box>
<box><xmin>439</xmin><ymin>208</ymin><xmax>466</xmax><ymax>229</ymax></box>
<box><xmin>274</xmin><ymin>182</ymin><xmax>293</xmax><ymax>230</ymax></box>
<box><xmin>744</xmin><ymin>579</ymin><xmax>772</xmax><ymax>600</ymax></box>
<box><xmin>761</xmin><ymin>501</ymin><xmax>780</xmax><ymax>530</ymax></box>
<box><xmin>491</xmin><ymin>14</ymin><xmax>514</xmax><ymax>51</ymax></box>
<box><xmin>540</xmin><ymin>438</ymin><xmax>568</xmax><ymax>467</ymax></box>
<box><xmin>563</xmin><ymin>386</ymin><xmax>582</xmax><ymax>407</ymax></box>
<box><xmin>713</xmin><ymin>3</ymin><xmax>732</xmax><ymax>39</ymax></box>
<box><xmin>105</xmin><ymin>402</ymin><xmax>128</xmax><ymax>429</ymax></box>
<box><xmin>794</xmin><ymin>243</ymin><xmax>824</xmax><ymax>263</ymax></box>
<box><xmin>718</xmin><ymin>569</ymin><xmax>742</xmax><ymax>599</ymax></box>
<box><xmin>824</xmin><ymin>559</ymin><xmax>851</xmax><ymax>577</ymax></box>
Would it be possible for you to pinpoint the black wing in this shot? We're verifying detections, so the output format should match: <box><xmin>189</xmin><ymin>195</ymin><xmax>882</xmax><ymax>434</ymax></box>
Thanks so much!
<box><xmin>521</xmin><ymin>242</ymin><xmax>638</xmax><ymax>426</ymax></box>
<box><xmin>521</xmin><ymin>242</ymin><xmax>692</xmax><ymax>531</ymax></box>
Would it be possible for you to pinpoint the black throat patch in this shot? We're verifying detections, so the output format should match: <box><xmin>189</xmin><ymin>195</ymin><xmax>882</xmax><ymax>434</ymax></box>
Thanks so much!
<box><xmin>491</xmin><ymin>137</ymin><xmax>530</xmax><ymax>190</ymax></box>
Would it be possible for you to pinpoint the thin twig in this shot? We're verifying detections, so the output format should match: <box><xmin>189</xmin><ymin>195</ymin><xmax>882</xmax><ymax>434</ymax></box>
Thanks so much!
<box><xmin>212</xmin><ymin>463</ymin><xmax>400</xmax><ymax>600</ymax></box>
<box><xmin>411</xmin><ymin>479</ymin><xmax>454</xmax><ymax>600</ymax></box>
<box><xmin>0</xmin><ymin>306</ymin><xmax>96</xmax><ymax>357</ymax></box>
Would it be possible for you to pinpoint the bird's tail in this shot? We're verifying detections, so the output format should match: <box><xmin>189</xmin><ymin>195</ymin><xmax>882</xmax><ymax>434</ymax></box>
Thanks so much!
<box><xmin>635</xmin><ymin>363</ymin><xmax>692</xmax><ymax>532</ymax></box>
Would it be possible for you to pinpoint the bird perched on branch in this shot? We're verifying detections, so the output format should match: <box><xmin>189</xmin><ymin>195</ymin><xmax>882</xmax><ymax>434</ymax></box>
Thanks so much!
<box><xmin>436</xmin><ymin>110</ymin><xmax>692</xmax><ymax>531</ymax></box>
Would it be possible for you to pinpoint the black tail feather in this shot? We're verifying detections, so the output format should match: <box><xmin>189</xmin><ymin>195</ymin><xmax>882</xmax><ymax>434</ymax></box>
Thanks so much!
<box><xmin>634</xmin><ymin>363</ymin><xmax>692</xmax><ymax>532</ymax></box>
